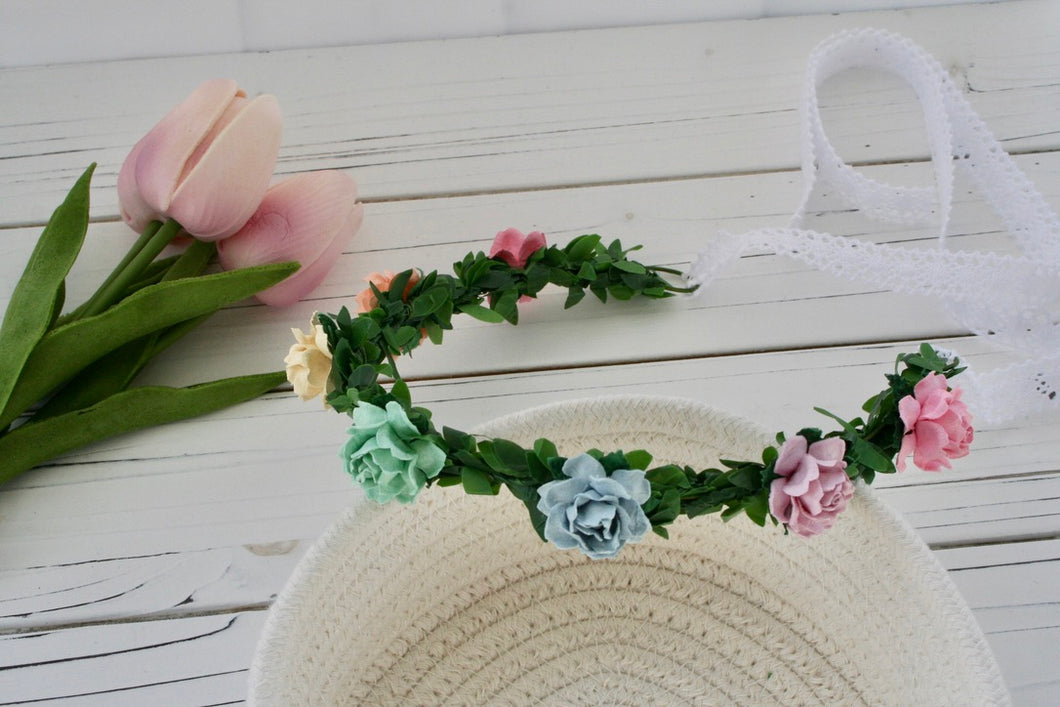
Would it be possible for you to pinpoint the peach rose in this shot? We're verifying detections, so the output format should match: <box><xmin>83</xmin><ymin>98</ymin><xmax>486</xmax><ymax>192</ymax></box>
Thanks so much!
<box><xmin>354</xmin><ymin>269</ymin><xmax>421</xmax><ymax>313</ymax></box>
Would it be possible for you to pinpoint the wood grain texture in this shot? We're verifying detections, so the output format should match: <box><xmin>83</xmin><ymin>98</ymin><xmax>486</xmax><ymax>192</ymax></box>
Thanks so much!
<box><xmin>0</xmin><ymin>1</ymin><xmax>1056</xmax><ymax>224</ymax></box>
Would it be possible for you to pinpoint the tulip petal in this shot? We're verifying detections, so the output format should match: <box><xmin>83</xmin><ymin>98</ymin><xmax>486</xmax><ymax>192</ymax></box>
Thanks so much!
<box><xmin>255</xmin><ymin>205</ymin><xmax>361</xmax><ymax>306</ymax></box>
<box><xmin>217</xmin><ymin>171</ymin><xmax>363</xmax><ymax>306</ymax></box>
<box><xmin>169</xmin><ymin>94</ymin><xmax>283</xmax><ymax>240</ymax></box>
<box><xmin>134</xmin><ymin>79</ymin><xmax>242</xmax><ymax>215</ymax></box>
<box><xmin>117</xmin><ymin>137</ymin><xmax>160</xmax><ymax>232</ymax></box>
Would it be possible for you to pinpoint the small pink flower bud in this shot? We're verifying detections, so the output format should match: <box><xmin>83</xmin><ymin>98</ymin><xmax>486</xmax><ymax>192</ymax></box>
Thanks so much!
<box><xmin>489</xmin><ymin>228</ymin><xmax>547</xmax><ymax>268</ymax></box>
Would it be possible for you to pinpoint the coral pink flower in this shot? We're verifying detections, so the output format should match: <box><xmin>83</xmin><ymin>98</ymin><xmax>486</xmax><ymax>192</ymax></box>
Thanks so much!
<box><xmin>118</xmin><ymin>78</ymin><xmax>283</xmax><ymax>241</ymax></box>
<box><xmin>355</xmin><ymin>269</ymin><xmax>421</xmax><ymax>313</ymax></box>
<box><xmin>489</xmin><ymin>228</ymin><xmax>546</xmax><ymax>268</ymax></box>
<box><xmin>896</xmin><ymin>373</ymin><xmax>973</xmax><ymax>472</ymax></box>
<box><xmin>768</xmin><ymin>435</ymin><xmax>854</xmax><ymax>538</ymax></box>
<box><xmin>217</xmin><ymin>171</ymin><xmax>363</xmax><ymax>307</ymax></box>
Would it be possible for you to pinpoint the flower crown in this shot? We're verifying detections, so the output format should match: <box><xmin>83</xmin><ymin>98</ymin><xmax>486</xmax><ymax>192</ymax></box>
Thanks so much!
<box><xmin>285</xmin><ymin>229</ymin><xmax>973</xmax><ymax>559</ymax></box>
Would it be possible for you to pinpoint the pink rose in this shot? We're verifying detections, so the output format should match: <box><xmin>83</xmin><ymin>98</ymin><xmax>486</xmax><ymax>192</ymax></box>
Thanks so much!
<box><xmin>489</xmin><ymin>228</ymin><xmax>546</xmax><ymax>268</ymax></box>
<box><xmin>768</xmin><ymin>435</ymin><xmax>854</xmax><ymax>538</ymax></box>
<box><xmin>355</xmin><ymin>269</ymin><xmax>421</xmax><ymax>314</ymax></box>
<box><xmin>896</xmin><ymin>373</ymin><xmax>973</xmax><ymax>472</ymax></box>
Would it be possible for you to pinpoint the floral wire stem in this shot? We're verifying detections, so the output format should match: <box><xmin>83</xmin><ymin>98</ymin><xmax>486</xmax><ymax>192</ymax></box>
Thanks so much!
<box><xmin>300</xmin><ymin>232</ymin><xmax>974</xmax><ymax>557</ymax></box>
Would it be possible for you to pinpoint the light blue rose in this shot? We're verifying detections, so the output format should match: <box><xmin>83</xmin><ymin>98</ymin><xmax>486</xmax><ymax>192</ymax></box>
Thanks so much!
<box><xmin>536</xmin><ymin>453</ymin><xmax>651</xmax><ymax>559</ymax></box>
<box><xmin>341</xmin><ymin>401</ymin><xmax>446</xmax><ymax>504</ymax></box>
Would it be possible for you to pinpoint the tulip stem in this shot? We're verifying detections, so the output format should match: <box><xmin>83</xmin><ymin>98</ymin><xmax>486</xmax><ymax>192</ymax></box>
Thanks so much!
<box><xmin>79</xmin><ymin>219</ymin><xmax>183</xmax><ymax>318</ymax></box>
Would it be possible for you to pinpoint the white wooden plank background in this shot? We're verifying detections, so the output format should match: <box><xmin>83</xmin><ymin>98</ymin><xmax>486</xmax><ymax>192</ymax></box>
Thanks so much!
<box><xmin>0</xmin><ymin>1</ymin><xmax>1057</xmax><ymax>704</ymax></box>
<box><xmin>0</xmin><ymin>0</ymin><xmax>1004</xmax><ymax>68</ymax></box>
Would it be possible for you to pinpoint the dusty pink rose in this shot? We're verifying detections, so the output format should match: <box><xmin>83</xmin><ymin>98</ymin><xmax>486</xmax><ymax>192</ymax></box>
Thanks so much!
<box><xmin>489</xmin><ymin>228</ymin><xmax>546</xmax><ymax>268</ymax></box>
<box><xmin>118</xmin><ymin>79</ymin><xmax>282</xmax><ymax>241</ymax></box>
<box><xmin>354</xmin><ymin>269</ymin><xmax>421</xmax><ymax>313</ymax></box>
<box><xmin>896</xmin><ymin>373</ymin><xmax>973</xmax><ymax>472</ymax></box>
<box><xmin>768</xmin><ymin>435</ymin><xmax>854</xmax><ymax>538</ymax></box>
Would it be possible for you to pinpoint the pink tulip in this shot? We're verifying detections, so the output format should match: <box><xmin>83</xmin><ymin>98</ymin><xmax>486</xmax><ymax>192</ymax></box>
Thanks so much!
<box><xmin>217</xmin><ymin>171</ymin><xmax>364</xmax><ymax>307</ymax></box>
<box><xmin>118</xmin><ymin>79</ymin><xmax>282</xmax><ymax>241</ymax></box>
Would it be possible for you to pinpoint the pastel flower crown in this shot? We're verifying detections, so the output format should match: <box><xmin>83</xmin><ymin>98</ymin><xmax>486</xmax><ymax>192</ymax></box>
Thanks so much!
<box><xmin>285</xmin><ymin>229</ymin><xmax>973</xmax><ymax>559</ymax></box>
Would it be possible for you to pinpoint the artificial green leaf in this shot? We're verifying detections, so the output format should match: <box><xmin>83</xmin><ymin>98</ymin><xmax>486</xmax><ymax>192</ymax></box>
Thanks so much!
<box><xmin>163</xmin><ymin>239</ymin><xmax>216</xmax><ymax>281</ymax></box>
<box><xmin>565</xmin><ymin>234</ymin><xmax>601</xmax><ymax>262</ymax></box>
<box><xmin>625</xmin><ymin>449</ymin><xmax>653</xmax><ymax>470</ymax></box>
<box><xmin>31</xmin><ymin>239</ymin><xmax>219</xmax><ymax>423</ymax></box>
<box><xmin>492</xmin><ymin>289</ymin><xmax>519</xmax><ymax>325</ymax></box>
<box><xmin>647</xmin><ymin>489</ymin><xmax>682</xmax><ymax>526</ymax></box>
<box><xmin>31</xmin><ymin>312</ymin><xmax>213</xmax><ymax>421</ymax></box>
<box><xmin>720</xmin><ymin>505</ymin><xmax>742</xmax><ymax>522</ymax></box>
<box><xmin>461</xmin><ymin>467</ymin><xmax>497</xmax><ymax>495</ymax></box>
<box><xmin>645</xmin><ymin>465</ymin><xmax>690</xmax><ymax>489</ymax></box>
<box><xmin>0</xmin><ymin>164</ymin><xmax>94</xmax><ymax>415</ymax></box>
<box><xmin>458</xmin><ymin>304</ymin><xmax>506</xmax><ymax>323</ymax></box>
<box><xmin>814</xmin><ymin>407</ymin><xmax>857</xmax><ymax>435</ymax></box>
<box><xmin>564</xmin><ymin>287</ymin><xmax>585</xmax><ymax>309</ymax></box>
<box><xmin>442</xmin><ymin>426</ymin><xmax>474</xmax><ymax>452</ymax></box>
<box><xmin>519</xmin><ymin>496</ymin><xmax>549</xmax><ymax>542</ymax></box>
<box><xmin>743</xmin><ymin>493</ymin><xmax>769</xmax><ymax>526</ymax></box>
<box><xmin>727</xmin><ymin>466</ymin><xmax>759</xmax><ymax>490</ymax></box>
<box><xmin>477</xmin><ymin>441</ymin><xmax>506</xmax><ymax>474</ymax></box>
<box><xmin>549</xmin><ymin>268</ymin><xmax>578</xmax><ymax>288</ymax></box>
<box><xmin>525</xmin><ymin>263</ymin><xmax>550</xmax><ymax>294</ymax></box>
<box><xmin>391</xmin><ymin>378</ymin><xmax>412</xmax><ymax>407</ymax></box>
<box><xmin>0</xmin><ymin>370</ymin><xmax>284</xmax><ymax>487</ymax></box>
<box><xmin>411</xmin><ymin>287</ymin><xmax>449</xmax><ymax>318</ymax></box>
<box><xmin>595</xmin><ymin>450</ymin><xmax>630</xmax><ymax>473</ymax></box>
<box><xmin>435</xmin><ymin>475</ymin><xmax>462</xmax><ymax>487</ymax></box>
<box><xmin>394</xmin><ymin>326</ymin><xmax>421</xmax><ymax>349</ymax></box>
<box><xmin>533</xmin><ymin>437</ymin><xmax>559</xmax><ymax>462</ymax></box>
<box><xmin>850</xmin><ymin>437</ymin><xmax>896</xmax><ymax>473</ymax></box>
<box><xmin>386</xmin><ymin>270</ymin><xmax>415</xmax><ymax>303</ymax></box>
<box><xmin>492</xmin><ymin>438</ymin><xmax>529</xmax><ymax>474</ymax></box>
<box><xmin>48</xmin><ymin>281</ymin><xmax>66</xmax><ymax>331</ymax></box>
<box><xmin>351</xmin><ymin>363</ymin><xmax>379</xmax><ymax>388</ymax></box>
<box><xmin>424</xmin><ymin>321</ymin><xmax>445</xmax><ymax>345</ymax></box>
<box><xmin>0</xmin><ymin>261</ymin><xmax>298</xmax><ymax>431</ymax></box>
<box><xmin>611</xmin><ymin>259</ymin><xmax>646</xmax><ymax>274</ymax></box>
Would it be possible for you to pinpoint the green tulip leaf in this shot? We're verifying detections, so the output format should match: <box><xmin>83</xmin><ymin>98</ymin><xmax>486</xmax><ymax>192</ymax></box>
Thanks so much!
<box><xmin>0</xmin><ymin>261</ymin><xmax>298</xmax><ymax>430</ymax></box>
<box><xmin>0</xmin><ymin>164</ymin><xmax>94</xmax><ymax>415</ymax></box>
<box><xmin>31</xmin><ymin>312</ymin><xmax>214</xmax><ymax>421</ymax></box>
<box><xmin>0</xmin><ymin>371</ymin><xmax>285</xmax><ymax>487</ymax></box>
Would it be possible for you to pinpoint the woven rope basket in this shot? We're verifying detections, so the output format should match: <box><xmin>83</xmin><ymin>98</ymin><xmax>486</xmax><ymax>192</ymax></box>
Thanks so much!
<box><xmin>248</xmin><ymin>396</ymin><xmax>1009</xmax><ymax>705</ymax></box>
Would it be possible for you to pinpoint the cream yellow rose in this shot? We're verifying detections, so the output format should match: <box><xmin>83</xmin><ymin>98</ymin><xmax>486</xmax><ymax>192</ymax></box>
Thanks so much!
<box><xmin>284</xmin><ymin>319</ymin><xmax>332</xmax><ymax>402</ymax></box>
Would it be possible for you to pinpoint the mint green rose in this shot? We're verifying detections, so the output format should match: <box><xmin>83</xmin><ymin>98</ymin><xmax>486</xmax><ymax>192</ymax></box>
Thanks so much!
<box><xmin>341</xmin><ymin>401</ymin><xmax>446</xmax><ymax>504</ymax></box>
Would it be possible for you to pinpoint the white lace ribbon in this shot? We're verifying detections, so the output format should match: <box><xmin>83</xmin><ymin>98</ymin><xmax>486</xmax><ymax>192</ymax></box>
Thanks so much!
<box><xmin>686</xmin><ymin>28</ymin><xmax>1060</xmax><ymax>423</ymax></box>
